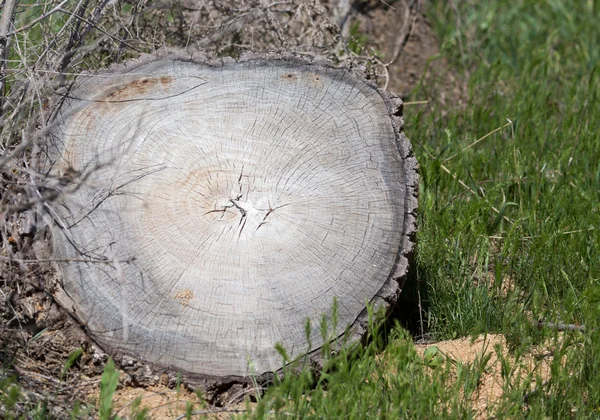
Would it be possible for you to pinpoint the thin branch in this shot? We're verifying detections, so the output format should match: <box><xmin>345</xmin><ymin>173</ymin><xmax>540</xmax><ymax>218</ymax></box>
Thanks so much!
<box><xmin>174</xmin><ymin>408</ymin><xmax>247</xmax><ymax>420</ymax></box>
<box><xmin>537</xmin><ymin>321</ymin><xmax>586</xmax><ymax>332</ymax></box>
<box><xmin>0</xmin><ymin>255</ymin><xmax>136</xmax><ymax>264</ymax></box>
<box><xmin>403</xmin><ymin>100</ymin><xmax>429</xmax><ymax>105</ymax></box>
<box><xmin>383</xmin><ymin>0</ymin><xmax>419</xmax><ymax>67</ymax></box>
<box><xmin>523</xmin><ymin>379</ymin><xmax>551</xmax><ymax>403</ymax></box>
<box><xmin>439</xmin><ymin>163</ymin><xmax>514</xmax><ymax>225</ymax></box>
<box><xmin>196</xmin><ymin>7</ymin><xmax>264</xmax><ymax>48</ymax></box>
<box><xmin>58</xmin><ymin>6</ymin><xmax>140</xmax><ymax>52</ymax></box>
<box><xmin>0</xmin><ymin>0</ymin><xmax>19</xmax><ymax>115</ymax></box>
<box><xmin>7</xmin><ymin>0</ymin><xmax>69</xmax><ymax>36</ymax></box>
<box><xmin>444</xmin><ymin>119</ymin><xmax>513</xmax><ymax>162</ymax></box>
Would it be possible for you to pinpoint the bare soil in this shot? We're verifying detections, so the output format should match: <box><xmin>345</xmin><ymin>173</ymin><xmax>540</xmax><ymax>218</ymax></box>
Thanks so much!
<box><xmin>354</xmin><ymin>0</ymin><xmax>467</xmax><ymax>107</ymax></box>
<box><xmin>89</xmin><ymin>385</ymin><xmax>253</xmax><ymax>419</ymax></box>
<box><xmin>414</xmin><ymin>334</ymin><xmax>554</xmax><ymax>419</ymax></box>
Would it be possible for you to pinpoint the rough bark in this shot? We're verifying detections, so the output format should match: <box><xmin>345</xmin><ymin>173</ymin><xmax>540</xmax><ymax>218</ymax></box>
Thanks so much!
<box><xmin>41</xmin><ymin>51</ymin><xmax>418</xmax><ymax>381</ymax></box>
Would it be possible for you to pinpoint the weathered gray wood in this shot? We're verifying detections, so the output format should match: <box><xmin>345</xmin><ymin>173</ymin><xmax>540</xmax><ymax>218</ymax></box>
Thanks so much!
<box><xmin>44</xmin><ymin>52</ymin><xmax>418</xmax><ymax>380</ymax></box>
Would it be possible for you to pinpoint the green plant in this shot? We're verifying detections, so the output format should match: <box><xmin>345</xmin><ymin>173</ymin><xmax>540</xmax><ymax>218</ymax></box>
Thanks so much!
<box><xmin>347</xmin><ymin>22</ymin><xmax>369</xmax><ymax>55</ymax></box>
<box><xmin>61</xmin><ymin>347</ymin><xmax>83</xmax><ymax>380</ymax></box>
<box><xmin>98</xmin><ymin>358</ymin><xmax>119</xmax><ymax>420</ymax></box>
<box><xmin>129</xmin><ymin>395</ymin><xmax>149</xmax><ymax>420</ymax></box>
<box><xmin>0</xmin><ymin>376</ymin><xmax>21</xmax><ymax>420</ymax></box>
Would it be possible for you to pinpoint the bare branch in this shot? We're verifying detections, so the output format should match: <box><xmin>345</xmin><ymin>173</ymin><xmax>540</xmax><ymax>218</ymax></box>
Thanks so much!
<box><xmin>7</xmin><ymin>0</ymin><xmax>69</xmax><ymax>36</ymax></box>
<box><xmin>0</xmin><ymin>0</ymin><xmax>19</xmax><ymax>114</ymax></box>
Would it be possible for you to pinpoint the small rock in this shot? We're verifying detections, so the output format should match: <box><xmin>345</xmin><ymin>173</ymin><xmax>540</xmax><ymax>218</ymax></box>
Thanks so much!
<box><xmin>160</xmin><ymin>373</ymin><xmax>169</xmax><ymax>386</ymax></box>
<box><xmin>92</xmin><ymin>346</ymin><xmax>108</xmax><ymax>365</ymax></box>
<box><xmin>121</xmin><ymin>373</ymin><xmax>133</xmax><ymax>387</ymax></box>
<box><xmin>121</xmin><ymin>355</ymin><xmax>136</xmax><ymax>367</ymax></box>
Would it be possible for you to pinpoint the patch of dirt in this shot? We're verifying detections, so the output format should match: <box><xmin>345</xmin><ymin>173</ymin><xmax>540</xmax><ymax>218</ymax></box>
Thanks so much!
<box><xmin>348</xmin><ymin>0</ymin><xmax>467</xmax><ymax>108</ymax></box>
<box><xmin>87</xmin><ymin>383</ymin><xmax>255</xmax><ymax>419</ymax></box>
<box><xmin>415</xmin><ymin>334</ymin><xmax>555</xmax><ymax>419</ymax></box>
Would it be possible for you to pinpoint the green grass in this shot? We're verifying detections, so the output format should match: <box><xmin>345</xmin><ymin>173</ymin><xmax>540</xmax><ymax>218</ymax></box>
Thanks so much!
<box><xmin>419</xmin><ymin>0</ymin><xmax>600</xmax><ymax>338</ymax></box>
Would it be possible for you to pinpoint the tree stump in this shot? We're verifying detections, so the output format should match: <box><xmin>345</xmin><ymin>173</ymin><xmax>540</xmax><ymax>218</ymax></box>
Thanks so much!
<box><xmin>44</xmin><ymin>52</ymin><xmax>418</xmax><ymax>381</ymax></box>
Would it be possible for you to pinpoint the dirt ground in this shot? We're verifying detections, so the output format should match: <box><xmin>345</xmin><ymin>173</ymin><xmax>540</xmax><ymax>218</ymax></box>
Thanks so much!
<box><xmin>414</xmin><ymin>334</ymin><xmax>554</xmax><ymax>419</ymax></box>
<box><xmin>68</xmin><ymin>334</ymin><xmax>556</xmax><ymax>419</ymax></box>
<box><xmin>89</xmin><ymin>385</ymin><xmax>253</xmax><ymax>419</ymax></box>
<box><xmin>358</xmin><ymin>0</ymin><xmax>467</xmax><ymax>103</ymax></box>
<box><xmin>92</xmin><ymin>334</ymin><xmax>554</xmax><ymax>419</ymax></box>
<box><xmin>1</xmin><ymin>2</ymin><xmax>469</xmax><ymax>418</ymax></box>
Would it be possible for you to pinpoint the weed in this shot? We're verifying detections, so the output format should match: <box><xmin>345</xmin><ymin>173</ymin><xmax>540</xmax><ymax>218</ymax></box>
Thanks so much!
<box><xmin>61</xmin><ymin>347</ymin><xmax>83</xmax><ymax>381</ymax></box>
<box><xmin>98</xmin><ymin>358</ymin><xmax>119</xmax><ymax>420</ymax></box>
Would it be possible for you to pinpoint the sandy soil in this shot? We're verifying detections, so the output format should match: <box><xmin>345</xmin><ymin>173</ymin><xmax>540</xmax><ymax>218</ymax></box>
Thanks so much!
<box><xmin>79</xmin><ymin>334</ymin><xmax>556</xmax><ymax>419</ymax></box>
<box><xmin>414</xmin><ymin>334</ymin><xmax>554</xmax><ymax>419</ymax></box>
<box><xmin>88</xmin><ymin>384</ymin><xmax>253</xmax><ymax>419</ymax></box>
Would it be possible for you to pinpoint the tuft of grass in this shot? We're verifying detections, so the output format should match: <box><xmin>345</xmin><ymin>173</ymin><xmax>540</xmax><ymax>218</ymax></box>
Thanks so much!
<box><xmin>249</xmin><ymin>312</ymin><xmax>478</xmax><ymax>419</ymax></box>
<box><xmin>0</xmin><ymin>376</ymin><xmax>21</xmax><ymax>420</ymax></box>
<box><xmin>347</xmin><ymin>22</ymin><xmax>369</xmax><ymax>55</ymax></box>
<box><xmin>418</xmin><ymin>0</ymin><xmax>600</xmax><ymax>340</ymax></box>
<box><xmin>129</xmin><ymin>395</ymin><xmax>150</xmax><ymax>420</ymax></box>
<box><xmin>61</xmin><ymin>347</ymin><xmax>83</xmax><ymax>380</ymax></box>
<box><xmin>411</xmin><ymin>0</ymin><xmax>599</xmax><ymax>416</ymax></box>
<box><xmin>98</xmin><ymin>358</ymin><xmax>119</xmax><ymax>420</ymax></box>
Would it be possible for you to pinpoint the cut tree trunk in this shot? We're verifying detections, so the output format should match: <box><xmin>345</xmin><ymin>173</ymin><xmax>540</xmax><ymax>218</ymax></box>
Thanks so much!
<box><xmin>42</xmin><ymin>51</ymin><xmax>418</xmax><ymax>381</ymax></box>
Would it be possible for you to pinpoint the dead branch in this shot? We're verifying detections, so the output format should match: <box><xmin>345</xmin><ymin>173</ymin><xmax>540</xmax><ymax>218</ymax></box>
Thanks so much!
<box><xmin>384</xmin><ymin>0</ymin><xmax>420</xmax><ymax>67</ymax></box>
<box><xmin>537</xmin><ymin>321</ymin><xmax>586</xmax><ymax>332</ymax></box>
<box><xmin>7</xmin><ymin>0</ymin><xmax>69</xmax><ymax>36</ymax></box>
<box><xmin>0</xmin><ymin>0</ymin><xmax>19</xmax><ymax>115</ymax></box>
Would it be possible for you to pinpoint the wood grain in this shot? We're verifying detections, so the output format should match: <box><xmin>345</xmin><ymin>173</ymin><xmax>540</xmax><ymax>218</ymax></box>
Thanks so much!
<box><xmin>44</xmin><ymin>53</ymin><xmax>418</xmax><ymax>379</ymax></box>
